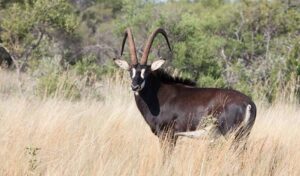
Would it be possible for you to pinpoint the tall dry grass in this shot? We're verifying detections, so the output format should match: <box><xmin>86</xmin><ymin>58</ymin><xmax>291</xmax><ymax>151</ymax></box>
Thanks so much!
<box><xmin>0</xmin><ymin>70</ymin><xmax>299</xmax><ymax>176</ymax></box>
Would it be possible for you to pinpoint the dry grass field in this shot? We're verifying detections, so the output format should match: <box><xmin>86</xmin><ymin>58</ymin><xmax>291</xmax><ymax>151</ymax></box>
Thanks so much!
<box><xmin>0</xmin><ymin>70</ymin><xmax>299</xmax><ymax>176</ymax></box>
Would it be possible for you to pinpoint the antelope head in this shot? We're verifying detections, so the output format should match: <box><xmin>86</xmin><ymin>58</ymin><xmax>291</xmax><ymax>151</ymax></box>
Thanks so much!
<box><xmin>114</xmin><ymin>28</ymin><xmax>172</xmax><ymax>92</ymax></box>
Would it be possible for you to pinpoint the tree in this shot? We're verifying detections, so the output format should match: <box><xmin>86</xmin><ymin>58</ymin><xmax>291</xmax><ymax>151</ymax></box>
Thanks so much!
<box><xmin>115</xmin><ymin>0</ymin><xmax>300</xmax><ymax>101</ymax></box>
<box><xmin>0</xmin><ymin>0</ymin><xmax>77</xmax><ymax>72</ymax></box>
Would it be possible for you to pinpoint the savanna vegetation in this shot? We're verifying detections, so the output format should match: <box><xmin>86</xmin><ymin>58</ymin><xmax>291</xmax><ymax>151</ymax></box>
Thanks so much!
<box><xmin>0</xmin><ymin>70</ymin><xmax>300</xmax><ymax>175</ymax></box>
<box><xmin>0</xmin><ymin>0</ymin><xmax>299</xmax><ymax>102</ymax></box>
<box><xmin>0</xmin><ymin>0</ymin><xmax>299</xmax><ymax>175</ymax></box>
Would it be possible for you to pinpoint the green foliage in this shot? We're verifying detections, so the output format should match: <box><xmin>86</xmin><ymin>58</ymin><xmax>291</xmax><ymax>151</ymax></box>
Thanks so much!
<box><xmin>72</xmin><ymin>54</ymin><xmax>116</xmax><ymax>78</ymax></box>
<box><xmin>115</xmin><ymin>0</ymin><xmax>300</xmax><ymax>102</ymax></box>
<box><xmin>33</xmin><ymin>55</ymin><xmax>115</xmax><ymax>100</ymax></box>
<box><xmin>1</xmin><ymin>0</ymin><xmax>299</xmax><ymax>103</ymax></box>
<box><xmin>96</xmin><ymin>0</ymin><xmax>123</xmax><ymax>15</ymax></box>
<box><xmin>0</xmin><ymin>0</ymin><xmax>78</xmax><ymax>69</ymax></box>
<box><xmin>35</xmin><ymin>57</ymin><xmax>81</xmax><ymax>100</ymax></box>
<box><xmin>36</xmin><ymin>71</ymin><xmax>81</xmax><ymax>100</ymax></box>
<box><xmin>172</xmin><ymin>12</ymin><xmax>227</xmax><ymax>87</ymax></box>
<box><xmin>0</xmin><ymin>0</ymin><xmax>26</xmax><ymax>8</ymax></box>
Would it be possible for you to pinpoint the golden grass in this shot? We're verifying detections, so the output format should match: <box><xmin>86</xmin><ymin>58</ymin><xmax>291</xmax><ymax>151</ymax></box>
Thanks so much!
<box><xmin>0</xmin><ymin>70</ymin><xmax>300</xmax><ymax>176</ymax></box>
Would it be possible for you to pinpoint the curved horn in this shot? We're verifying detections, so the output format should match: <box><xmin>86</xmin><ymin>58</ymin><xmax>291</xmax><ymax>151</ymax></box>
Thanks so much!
<box><xmin>140</xmin><ymin>28</ymin><xmax>172</xmax><ymax>65</ymax></box>
<box><xmin>120</xmin><ymin>28</ymin><xmax>138</xmax><ymax>65</ymax></box>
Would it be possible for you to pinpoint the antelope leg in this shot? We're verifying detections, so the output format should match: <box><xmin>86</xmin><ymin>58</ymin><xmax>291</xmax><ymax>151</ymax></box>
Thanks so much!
<box><xmin>174</xmin><ymin>129</ymin><xmax>208</xmax><ymax>138</ymax></box>
<box><xmin>174</xmin><ymin>125</ymin><xmax>221</xmax><ymax>139</ymax></box>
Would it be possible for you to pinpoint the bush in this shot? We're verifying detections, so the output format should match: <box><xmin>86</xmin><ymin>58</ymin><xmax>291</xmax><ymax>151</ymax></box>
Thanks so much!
<box><xmin>72</xmin><ymin>54</ymin><xmax>116</xmax><ymax>79</ymax></box>
<box><xmin>34</xmin><ymin>56</ymin><xmax>80</xmax><ymax>100</ymax></box>
<box><xmin>36</xmin><ymin>71</ymin><xmax>81</xmax><ymax>100</ymax></box>
<box><xmin>115</xmin><ymin>0</ymin><xmax>300</xmax><ymax>102</ymax></box>
<box><xmin>34</xmin><ymin>55</ymin><xmax>116</xmax><ymax>101</ymax></box>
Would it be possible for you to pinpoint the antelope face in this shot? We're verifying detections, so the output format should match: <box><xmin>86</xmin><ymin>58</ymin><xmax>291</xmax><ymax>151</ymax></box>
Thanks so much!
<box><xmin>114</xmin><ymin>27</ymin><xmax>170</xmax><ymax>93</ymax></box>
<box><xmin>114</xmin><ymin>59</ymin><xmax>165</xmax><ymax>92</ymax></box>
<box><xmin>130</xmin><ymin>65</ymin><xmax>147</xmax><ymax>91</ymax></box>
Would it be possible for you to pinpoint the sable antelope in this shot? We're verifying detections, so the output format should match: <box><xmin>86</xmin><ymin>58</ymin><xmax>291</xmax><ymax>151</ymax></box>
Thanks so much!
<box><xmin>114</xmin><ymin>28</ymin><xmax>256</xmax><ymax>146</ymax></box>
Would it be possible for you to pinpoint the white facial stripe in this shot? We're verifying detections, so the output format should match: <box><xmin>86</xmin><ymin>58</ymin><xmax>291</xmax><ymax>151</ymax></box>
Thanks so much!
<box><xmin>132</xmin><ymin>68</ymin><xmax>136</xmax><ymax>78</ymax></box>
<box><xmin>141</xmin><ymin>69</ymin><xmax>146</xmax><ymax>79</ymax></box>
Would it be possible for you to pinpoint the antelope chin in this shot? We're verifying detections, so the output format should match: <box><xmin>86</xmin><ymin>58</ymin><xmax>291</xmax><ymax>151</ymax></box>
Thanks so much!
<box><xmin>134</xmin><ymin>81</ymin><xmax>145</xmax><ymax>93</ymax></box>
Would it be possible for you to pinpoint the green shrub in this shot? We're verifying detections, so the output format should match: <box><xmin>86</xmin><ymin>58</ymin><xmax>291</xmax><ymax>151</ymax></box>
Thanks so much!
<box><xmin>36</xmin><ymin>71</ymin><xmax>81</xmax><ymax>100</ymax></box>
<box><xmin>73</xmin><ymin>54</ymin><xmax>116</xmax><ymax>79</ymax></box>
<box><xmin>33</xmin><ymin>57</ymin><xmax>80</xmax><ymax>100</ymax></box>
<box><xmin>115</xmin><ymin>0</ymin><xmax>300</xmax><ymax>102</ymax></box>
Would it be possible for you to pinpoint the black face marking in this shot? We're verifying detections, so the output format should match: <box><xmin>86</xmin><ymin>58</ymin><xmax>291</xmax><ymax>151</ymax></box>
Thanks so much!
<box><xmin>129</xmin><ymin>64</ymin><xmax>149</xmax><ymax>91</ymax></box>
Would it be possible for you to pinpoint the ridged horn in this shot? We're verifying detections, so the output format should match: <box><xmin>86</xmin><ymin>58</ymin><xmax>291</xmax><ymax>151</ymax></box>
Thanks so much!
<box><xmin>141</xmin><ymin>28</ymin><xmax>172</xmax><ymax>65</ymax></box>
<box><xmin>120</xmin><ymin>28</ymin><xmax>138</xmax><ymax>65</ymax></box>
<box><xmin>140</xmin><ymin>28</ymin><xmax>172</xmax><ymax>65</ymax></box>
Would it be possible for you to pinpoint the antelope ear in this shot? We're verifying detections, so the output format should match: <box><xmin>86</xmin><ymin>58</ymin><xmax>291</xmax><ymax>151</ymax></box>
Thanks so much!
<box><xmin>151</xmin><ymin>59</ymin><xmax>165</xmax><ymax>71</ymax></box>
<box><xmin>114</xmin><ymin>59</ymin><xmax>130</xmax><ymax>70</ymax></box>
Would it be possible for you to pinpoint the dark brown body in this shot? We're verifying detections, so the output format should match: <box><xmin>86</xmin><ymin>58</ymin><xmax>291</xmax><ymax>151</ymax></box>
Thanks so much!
<box><xmin>135</xmin><ymin>70</ymin><xmax>256</xmax><ymax>141</ymax></box>
<box><xmin>114</xmin><ymin>28</ymin><xmax>256</xmax><ymax>145</ymax></box>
